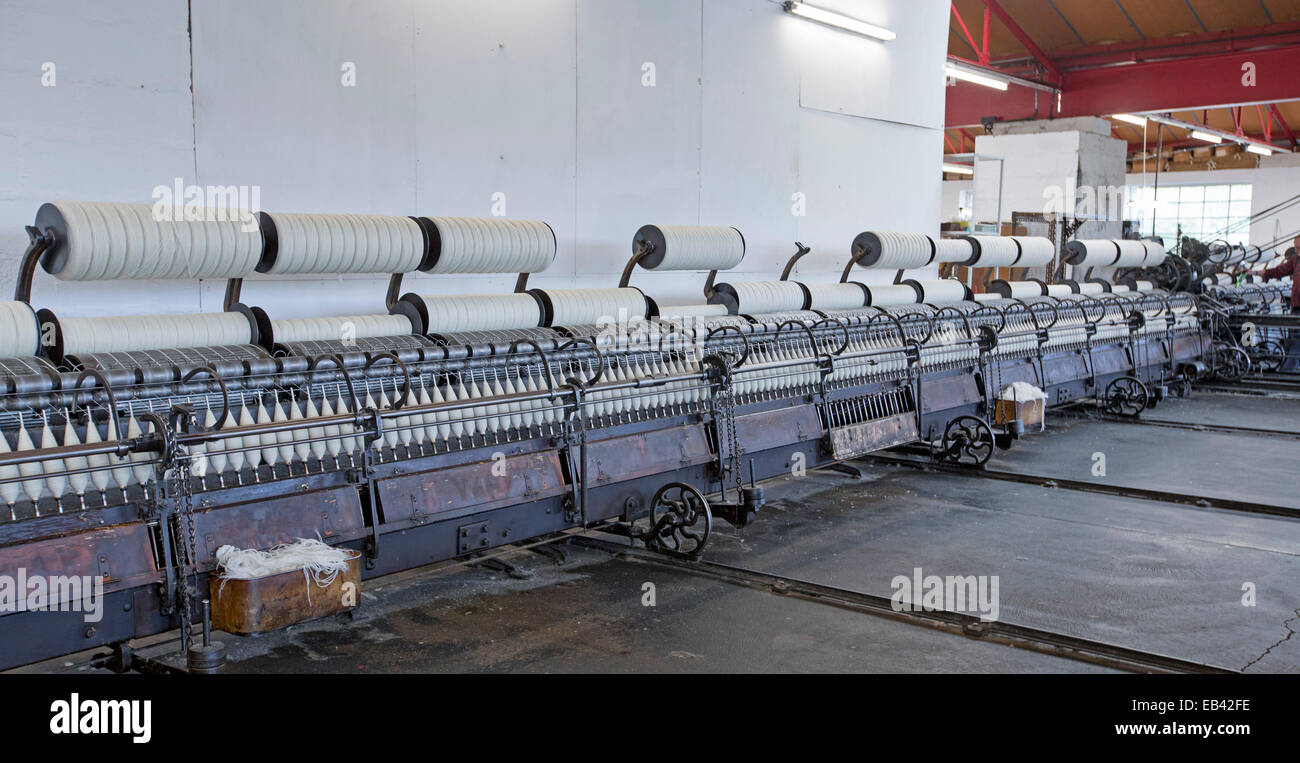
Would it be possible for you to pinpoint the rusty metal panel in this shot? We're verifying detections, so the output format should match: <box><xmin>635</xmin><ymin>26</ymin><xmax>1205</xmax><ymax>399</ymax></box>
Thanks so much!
<box><xmin>732</xmin><ymin>404</ymin><xmax>823</xmax><ymax>453</ymax></box>
<box><xmin>378</xmin><ymin>451</ymin><xmax>566</xmax><ymax>524</ymax></box>
<box><xmin>0</xmin><ymin>522</ymin><xmax>158</xmax><ymax>600</ymax></box>
<box><xmin>921</xmin><ymin>373</ymin><xmax>981</xmax><ymax>413</ymax></box>
<box><xmin>1042</xmin><ymin>353</ymin><xmax>1089</xmax><ymax>386</ymax></box>
<box><xmin>1092</xmin><ymin>346</ymin><xmax>1132</xmax><ymax>376</ymax></box>
<box><xmin>587</xmin><ymin>424</ymin><xmax>711</xmax><ymax>485</ymax></box>
<box><xmin>211</xmin><ymin>556</ymin><xmax>360</xmax><ymax>635</ymax></box>
<box><xmin>830</xmin><ymin>412</ymin><xmax>920</xmax><ymax>460</ymax></box>
<box><xmin>191</xmin><ymin>486</ymin><xmax>366</xmax><ymax>568</ymax></box>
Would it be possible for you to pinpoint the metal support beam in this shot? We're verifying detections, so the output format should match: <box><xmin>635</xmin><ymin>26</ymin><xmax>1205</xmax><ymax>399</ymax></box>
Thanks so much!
<box><xmin>1270</xmin><ymin>103</ymin><xmax>1299</xmax><ymax>149</ymax></box>
<box><xmin>982</xmin><ymin>0</ymin><xmax>1062</xmax><ymax>83</ymax></box>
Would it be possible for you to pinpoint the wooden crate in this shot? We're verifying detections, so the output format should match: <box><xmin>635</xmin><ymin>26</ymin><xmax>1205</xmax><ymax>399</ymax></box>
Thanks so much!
<box><xmin>211</xmin><ymin>556</ymin><xmax>361</xmax><ymax>635</ymax></box>
<box><xmin>995</xmin><ymin>397</ymin><xmax>1044</xmax><ymax>429</ymax></box>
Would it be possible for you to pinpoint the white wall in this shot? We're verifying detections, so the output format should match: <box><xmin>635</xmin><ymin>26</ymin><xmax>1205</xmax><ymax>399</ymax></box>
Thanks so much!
<box><xmin>1125</xmin><ymin>158</ymin><xmax>1300</xmax><ymax>257</ymax></box>
<box><xmin>0</xmin><ymin>0</ymin><xmax>950</xmax><ymax>319</ymax></box>
<box><xmin>941</xmin><ymin>179</ymin><xmax>971</xmax><ymax>223</ymax></box>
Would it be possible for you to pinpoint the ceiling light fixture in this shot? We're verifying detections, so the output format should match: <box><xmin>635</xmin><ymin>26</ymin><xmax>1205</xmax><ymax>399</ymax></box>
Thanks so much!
<box><xmin>783</xmin><ymin>2</ymin><xmax>895</xmax><ymax>41</ymax></box>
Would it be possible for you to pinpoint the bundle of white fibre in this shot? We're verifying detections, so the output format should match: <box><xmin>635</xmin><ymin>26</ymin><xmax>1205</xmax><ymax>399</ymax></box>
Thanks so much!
<box><xmin>997</xmin><ymin>381</ymin><xmax>1046</xmax><ymax>401</ymax></box>
<box><xmin>215</xmin><ymin>538</ymin><xmax>358</xmax><ymax>602</ymax></box>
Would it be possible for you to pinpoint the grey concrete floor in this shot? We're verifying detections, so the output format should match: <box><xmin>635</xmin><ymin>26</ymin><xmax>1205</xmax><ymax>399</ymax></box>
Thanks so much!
<box><xmin>40</xmin><ymin>392</ymin><xmax>1299</xmax><ymax>674</ymax></box>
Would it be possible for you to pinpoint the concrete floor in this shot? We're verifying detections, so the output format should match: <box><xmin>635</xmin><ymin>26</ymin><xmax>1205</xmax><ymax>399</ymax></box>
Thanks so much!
<box><xmin>40</xmin><ymin>392</ymin><xmax>1300</xmax><ymax>674</ymax></box>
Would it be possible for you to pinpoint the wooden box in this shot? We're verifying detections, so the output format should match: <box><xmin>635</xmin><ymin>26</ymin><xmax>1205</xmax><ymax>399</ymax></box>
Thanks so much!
<box><xmin>211</xmin><ymin>556</ymin><xmax>361</xmax><ymax>635</ymax></box>
<box><xmin>995</xmin><ymin>397</ymin><xmax>1044</xmax><ymax>430</ymax></box>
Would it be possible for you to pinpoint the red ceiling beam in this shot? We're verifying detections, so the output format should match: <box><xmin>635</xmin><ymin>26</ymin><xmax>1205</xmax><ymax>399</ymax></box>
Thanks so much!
<box><xmin>1270</xmin><ymin>104</ymin><xmax>1298</xmax><ymax>149</ymax></box>
<box><xmin>982</xmin><ymin>0</ymin><xmax>1062</xmax><ymax>83</ymax></box>
<box><xmin>947</xmin><ymin>44</ymin><xmax>1300</xmax><ymax>126</ymax></box>
<box><xmin>999</xmin><ymin>21</ymin><xmax>1300</xmax><ymax>71</ymax></box>
<box><xmin>950</xmin><ymin>3</ymin><xmax>984</xmax><ymax>64</ymax></box>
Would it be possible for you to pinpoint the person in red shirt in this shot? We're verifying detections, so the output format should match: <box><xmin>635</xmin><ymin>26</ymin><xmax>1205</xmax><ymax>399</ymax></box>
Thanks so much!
<box><xmin>1249</xmin><ymin>237</ymin><xmax>1300</xmax><ymax>371</ymax></box>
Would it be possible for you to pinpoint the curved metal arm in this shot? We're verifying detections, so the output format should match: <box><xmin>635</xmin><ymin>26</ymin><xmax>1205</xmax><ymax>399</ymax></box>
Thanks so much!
<box><xmin>181</xmin><ymin>366</ymin><xmax>231</xmax><ymax>430</ymax></box>
<box><xmin>74</xmin><ymin>369</ymin><xmax>123</xmax><ymax>442</ymax></box>
<box><xmin>704</xmin><ymin>324</ymin><xmax>751</xmax><ymax>367</ymax></box>
<box><xmin>308</xmin><ymin>354</ymin><xmax>360</xmax><ymax>411</ymax></box>
<box><xmin>508</xmin><ymin>338</ymin><xmax>558</xmax><ymax>392</ymax></box>
<box><xmin>618</xmin><ymin>243</ymin><xmax>652</xmax><ymax>289</ymax></box>
<box><xmin>780</xmin><ymin>242</ymin><xmax>812</xmax><ymax>281</ymax></box>
<box><xmin>558</xmin><ymin>337</ymin><xmax>605</xmax><ymax>386</ymax></box>
<box><xmin>14</xmin><ymin>226</ymin><xmax>52</xmax><ymax>304</ymax></box>
<box><xmin>809</xmin><ymin>317</ymin><xmax>850</xmax><ymax>356</ymax></box>
<box><xmin>364</xmin><ymin>352</ymin><xmax>412</xmax><ymax>409</ymax></box>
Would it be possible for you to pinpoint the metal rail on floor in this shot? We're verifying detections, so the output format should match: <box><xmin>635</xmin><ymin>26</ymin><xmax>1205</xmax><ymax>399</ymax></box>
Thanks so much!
<box><xmin>867</xmin><ymin>453</ymin><xmax>1300</xmax><ymax>521</ymax></box>
<box><xmin>569</xmin><ymin>535</ymin><xmax>1236</xmax><ymax>675</ymax></box>
<box><xmin>1053</xmin><ymin>409</ymin><xmax>1300</xmax><ymax>441</ymax></box>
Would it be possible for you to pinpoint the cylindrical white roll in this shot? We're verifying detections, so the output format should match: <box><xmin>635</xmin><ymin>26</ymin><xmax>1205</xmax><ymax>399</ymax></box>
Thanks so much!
<box><xmin>964</xmin><ymin>236</ymin><xmax>1020</xmax><ymax>268</ymax></box>
<box><xmin>850</xmin><ymin>232</ymin><xmax>934</xmax><ymax>269</ymax></box>
<box><xmin>424</xmin><ymin>217</ymin><xmax>556</xmax><ymax>274</ymax></box>
<box><xmin>1113</xmin><ymin>239</ymin><xmax>1147</xmax><ymax>268</ymax></box>
<box><xmin>1132</xmin><ymin>279</ymin><xmax>1154</xmax><ymax>291</ymax></box>
<box><xmin>1140</xmin><ymin>240</ymin><xmax>1167</xmax><ymax>267</ymax></box>
<box><xmin>36</xmin><ymin>200</ymin><xmax>262</xmax><ymax>281</ymax></box>
<box><xmin>991</xmin><ymin>280</ymin><xmax>1046</xmax><ymax>299</ymax></box>
<box><xmin>865</xmin><ymin>284</ymin><xmax>921</xmax><ymax>306</ymax></box>
<box><xmin>414</xmin><ymin>293</ymin><xmax>542</xmax><ymax>333</ymax></box>
<box><xmin>804</xmin><ymin>282</ymin><xmax>868</xmax><ymax>310</ymax></box>
<box><xmin>537</xmin><ymin>288</ymin><xmax>648</xmax><ymax>326</ymax></box>
<box><xmin>710</xmin><ymin>281</ymin><xmax>807</xmax><ymax>315</ymax></box>
<box><xmin>1076</xmin><ymin>281</ymin><xmax>1106</xmax><ymax>295</ymax></box>
<box><xmin>59</xmin><ymin>312</ymin><xmax>253</xmax><ymax>355</ymax></box>
<box><xmin>634</xmin><ymin>225</ymin><xmax>745</xmax><ymax>271</ymax></box>
<box><xmin>905</xmin><ymin>279</ymin><xmax>969</xmax><ymax>304</ymax></box>
<box><xmin>0</xmin><ymin>301</ymin><xmax>40</xmax><ymax>357</ymax></box>
<box><xmin>934</xmin><ymin>237</ymin><xmax>974</xmax><ymax>264</ymax></box>
<box><xmin>1046</xmin><ymin>284</ymin><xmax>1073</xmax><ymax>297</ymax></box>
<box><xmin>1064</xmin><ymin>240</ymin><xmax>1121</xmax><ymax>267</ymax></box>
<box><xmin>658</xmin><ymin>303</ymin><xmax>729</xmax><ymax>319</ymax></box>
<box><xmin>271</xmin><ymin>313</ymin><xmax>414</xmax><ymax>344</ymax></box>
<box><xmin>1011</xmin><ymin>237</ymin><xmax>1054</xmax><ymax>267</ymax></box>
<box><xmin>261</xmin><ymin>213</ymin><xmax>424</xmax><ymax>275</ymax></box>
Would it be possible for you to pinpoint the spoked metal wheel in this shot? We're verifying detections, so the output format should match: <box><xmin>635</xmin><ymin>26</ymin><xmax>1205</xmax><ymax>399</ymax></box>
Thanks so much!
<box><xmin>1104</xmin><ymin>376</ymin><xmax>1149</xmax><ymax>417</ymax></box>
<box><xmin>1253</xmin><ymin>340</ymin><xmax>1285</xmax><ymax>373</ymax></box>
<box><xmin>1211</xmin><ymin>345</ymin><xmax>1251</xmax><ymax>382</ymax></box>
<box><xmin>940</xmin><ymin>415</ymin><xmax>995</xmax><ymax>467</ymax></box>
<box><xmin>635</xmin><ymin>482</ymin><xmax>712</xmax><ymax>560</ymax></box>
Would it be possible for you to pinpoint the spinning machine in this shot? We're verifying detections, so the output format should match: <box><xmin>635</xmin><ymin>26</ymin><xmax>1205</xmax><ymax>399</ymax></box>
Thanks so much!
<box><xmin>0</xmin><ymin>205</ymin><xmax>1210</xmax><ymax>670</ymax></box>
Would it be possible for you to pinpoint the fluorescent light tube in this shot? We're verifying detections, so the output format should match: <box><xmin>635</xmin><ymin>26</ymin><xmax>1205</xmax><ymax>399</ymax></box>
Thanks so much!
<box><xmin>944</xmin><ymin>63</ymin><xmax>1009</xmax><ymax>91</ymax></box>
<box><xmin>1190</xmin><ymin>130</ymin><xmax>1223</xmax><ymax>144</ymax></box>
<box><xmin>942</xmin><ymin>163</ymin><xmax>975</xmax><ymax>175</ymax></box>
<box><xmin>784</xmin><ymin>2</ymin><xmax>896</xmax><ymax>41</ymax></box>
<box><xmin>1112</xmin><ymin>114</ymin><xmax>1147</xmax><ymax>127</ymax></box>
<box><xmin>1246</xmin><ymin>144</ymin><xmax>1273</xmax><ymax>156</ymax></box>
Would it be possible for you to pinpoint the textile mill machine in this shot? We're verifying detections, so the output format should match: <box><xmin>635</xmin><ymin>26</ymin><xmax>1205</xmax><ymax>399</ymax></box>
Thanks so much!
<box><xmin>0</xmin><ymin>202</ymin><xmax>1210</xmax><ymax>670</ymax></box>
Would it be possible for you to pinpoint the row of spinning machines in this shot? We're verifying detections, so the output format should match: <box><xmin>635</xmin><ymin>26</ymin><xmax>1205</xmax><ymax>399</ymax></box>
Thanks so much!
<box><xmin>0</xmin><ymin>201</ymin><xmax>1209</xmax><ymax>668</ymax></box>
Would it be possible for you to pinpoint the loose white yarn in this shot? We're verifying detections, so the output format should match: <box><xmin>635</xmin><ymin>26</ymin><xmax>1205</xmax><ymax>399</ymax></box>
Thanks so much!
<box><xmin>215</xmin><ymin>537</ymin><xmax>358</xmax><ymax>604</ymax></box>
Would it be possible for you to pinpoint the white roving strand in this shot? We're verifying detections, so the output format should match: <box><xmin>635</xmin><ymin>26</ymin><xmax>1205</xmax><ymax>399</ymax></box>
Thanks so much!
<box><xmin>215</xmin><ymin>538</ymin><xmax>359</xmax><ymax>605</ymax></box>
<box><xmin>272</xmin><ymin>313</ymin><xmax>413</xmax><ymax>344</ymax></box>
<box><xmin>59</xmin><ymin>312</ymin><xmax>252</xmax><ymax>355</ymax></box>
<box><xmin>415</xmin><ymin>293</ymin><xmax>542</xmax><ymax>333</ymax></box>
<box><xmin>426</xmin><ymin>217</ymin><xmax>556</xmax><ymax>274</ymax></box>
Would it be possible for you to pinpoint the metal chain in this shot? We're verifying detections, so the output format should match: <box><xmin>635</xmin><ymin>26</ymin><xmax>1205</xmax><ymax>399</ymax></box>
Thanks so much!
<box><xmin>718</xmin><ymin>376</ymin><xmax>743</xmax><ymax>496</ymax></box>
<box><xmin>169</xmin><ymin>445</ymin><xmax>199</xmax><ymax>650</ymax></box>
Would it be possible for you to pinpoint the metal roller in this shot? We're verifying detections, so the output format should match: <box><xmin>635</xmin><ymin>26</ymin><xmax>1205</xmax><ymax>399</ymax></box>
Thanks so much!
<box><xmin>633</xmin><ymin>225</ymin><xmax>745</xmax><ymax>271</ymax></box>
<box><xmin>804</xmin><ymin>282</ymin><xmax>868</xmax><ymax>310</ymax></box>
<box><xmin>865</xmin><ymin>283</ymin><xmax>922</xmax><ymax>306</ymax></box>
<box><xmin>850</xmin><ymin>232</ymin><xmax>934</xmax><ymax>269</ymax></box>
<box><xmin>57</xmin><ymin>312</ymin><xmax>254</xmax><ymax>356</ymax></box>
<box><xmin>258</xmin><ymin>213</ymin><xmax>424</xmax><ymax>275</ymax></box>
<box><xmin>533</xmin><ymin>288</ymin><xmax>648</xmax><ymax>326</ymax></box>
<box><xmin>708</xmin><ymin>281</ymin><xmax>808</xmax><ymax>315</ymax></box>
<box><xmin>423</xmin><ymin>217</ymin><xmax>556</xmax><ymax>274</ymax></box>
<box><xmin>962</xmin><ymin>236</ymin><xmax>1020</xmax><ymax>268</ymax></box>
<box><xmin>934</xmin><ymin>237</ymin><xmax>974</xmax><ymax>264</ymax></box>
<box><xmin>901</xmin><ymin>278</ymin><xmax>970</xmax><ymax>304</ymax></box>
<box><xmin>0</xmin><ymin>302</ymin><xmax>40</xmax><ymax>358</ymax></box>
<box><xmin>1063</xmin><ymin>239</ymin><xmax>1121</xmax><ymax>267</ymax></box>
<box><xmin>403</xmin><ymin>293</ymin><xmax>543</xmax><ymax>334</ymax></box>
<box><xmin>1010</xmin><ymin>237</ymin><xmax>1055</xmax><ymax>267</ymax></box>
<box><xmin>269</xmin><ymin>314</ymin><xmax>414</xmax><ymax>345</ymax></box>
<box><xmin>35</xmin><ymin>200</ymin><xmax>263</xmax><ymax>281</ymax></box>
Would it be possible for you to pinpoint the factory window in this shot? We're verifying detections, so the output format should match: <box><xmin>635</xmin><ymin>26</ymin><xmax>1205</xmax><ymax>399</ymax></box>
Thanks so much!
<box><xmin>1126</xmin><ymin>183</ymin><xmax>1252</xmax><ymax>247</ymax></box>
